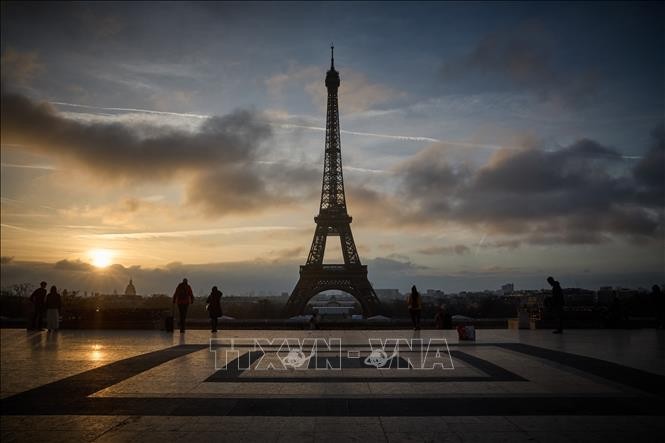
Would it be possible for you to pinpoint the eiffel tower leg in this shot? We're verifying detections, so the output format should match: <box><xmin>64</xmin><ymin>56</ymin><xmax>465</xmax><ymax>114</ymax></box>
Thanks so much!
<box><xmin>338</xmin><ymin>225</ymin><xmax>360</xmax><ymax>265</ymax></box>
<box><xmin>284</xmin><ymin>275</ymin><xmax>314</xmax><ymax>318</ymax></box>
<box><xmin>306</xmin><ymin>225</ymin><xmax>328</xmax><ymax>265</ymax></box>
<box><xmin>350</xmin><ymin>275</ymin><xmax>381</xmax><ymax>317</ymax></box>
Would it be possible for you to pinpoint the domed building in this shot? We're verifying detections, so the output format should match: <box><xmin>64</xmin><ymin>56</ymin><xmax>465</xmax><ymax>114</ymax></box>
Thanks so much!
<box><xmin>124</xmin><ymin>279</ymin><xmax>137</xmax><ymax>296</ymax></box>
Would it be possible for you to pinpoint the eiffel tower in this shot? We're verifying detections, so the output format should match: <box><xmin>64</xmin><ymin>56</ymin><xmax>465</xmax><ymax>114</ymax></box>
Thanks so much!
<box><xmin>284</xmin><ymin>46</ymin><xmax>381</xmax><ymax>318</ymax></box>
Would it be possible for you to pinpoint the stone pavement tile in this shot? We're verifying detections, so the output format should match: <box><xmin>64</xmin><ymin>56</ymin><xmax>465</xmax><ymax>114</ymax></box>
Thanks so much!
<box><xmin>93</xmin><ymin>430</ymin><xmax>190</xmax><ymax>443</ymax></box>
<box><xmin>443</xmin><ymin>416</ymin><xmax>518</xmax><ymax>433</ymax></box>
<box><xmin>379</xmin><ymin>417</ymin><xmax>450</xmax><ymax>433</ymax></box>
<box><xmin>181</xmin><ymin>430</ymin><xmax>280</xmax><ymax>442</ymax></box>
<box><xmin>314</xmin><ymin>416</ymin><xmax>383</xmax><ymax>434</ymax></box>
<box><xmin>323</xmin><ymin>383</ymin><xmax>371</xmax><ymax>395</ymax></box>
<box><xmin>452</xmin><ymin>431</ymin><xmax>535</xmax><ymax>443</ymax></box>
<box><xmin>635</xmin><ymin>416</ymin><xmax>665</xmax><ymax>432</ymax></box>
<box><xmin>273</xmin><ymin>418</ymin><xmax>317</xmax><ymax>433</ymax></box>
<box><xmin>118</xmin><ymin>416</ymin><xmax>254</xmax><ymax>433</ymax></box>
<box><xmin>562</xmin><ymin>432</ymin><xmax>657</xmax><ymax>443</ymax></box>
<box><xmin>0</xmin><ymin>415</ymin><xmax>128</xmax><ymax>433</ymax></box>
<box><xmin>247</xmin><ymin>416</ymin><xmax>297</xmax><ymax>432</ymax></box>
<box><xmin>275</xmin><ymin>384</ymin><xmax>326</xmax><ymax>395</ymax></box>
<box><xmin>113</xmin><ymin>416</ymin><xmax>201</xmax><ymax>432</ymax></box>
<box><xmin>276</xmin><ymin>431</ymin><xmax>315</xmax><ymax>442</ymax></box>
<box><xmin>386</xmin><ymin>433</ymin><xmax>462</xmax><ymax>443</ymax></box>
<box><xmin>2</xmin><ymin>430</ymin><xmax>103</xmax><ymax>443</ymax></box>
<box><xmin>314</xmin><ymin>431</ymin><xmax>387</xmax><ymax>443</ymax></box>
<box><xmin>193</xmin><ymin>416</ymin><xmax>255</xmax><ymax>432</ymax></box>
<box><xmin>506</xmin><ymin>416</ymin><xmax>648</xmax><ymax>433</ymax></box>
<box><xmin>525</xmin><ymin>432</ymin><xmax>574</xmax><ymax>443</ymax></box>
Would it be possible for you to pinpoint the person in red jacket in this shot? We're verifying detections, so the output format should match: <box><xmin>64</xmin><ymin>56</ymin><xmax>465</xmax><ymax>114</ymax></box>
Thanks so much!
<box><xmin>173</xmin><ymin>278</ymin><xmax>194</xmax><ymax>333</ymax></box>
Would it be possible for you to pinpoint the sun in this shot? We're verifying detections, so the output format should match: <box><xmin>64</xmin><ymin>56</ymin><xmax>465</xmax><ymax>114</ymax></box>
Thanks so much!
<box><xmin>89</xmin><ymin>249</ymin><xmax>113</xmax><ymax>268</ymax></box>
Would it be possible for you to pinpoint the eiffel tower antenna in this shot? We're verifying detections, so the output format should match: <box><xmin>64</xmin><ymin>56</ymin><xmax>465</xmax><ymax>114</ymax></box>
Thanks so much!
<box><xmin>284</xmin><ymin>48</ymin><xmax>381</xmax><ymax>318</ymax></box>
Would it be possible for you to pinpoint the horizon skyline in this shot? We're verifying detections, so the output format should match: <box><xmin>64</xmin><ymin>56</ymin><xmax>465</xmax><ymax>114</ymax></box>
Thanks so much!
<box><xmin>1</xmin><ymin>2</ymin><xmax>663</xmax><ymax>295</ymax></box>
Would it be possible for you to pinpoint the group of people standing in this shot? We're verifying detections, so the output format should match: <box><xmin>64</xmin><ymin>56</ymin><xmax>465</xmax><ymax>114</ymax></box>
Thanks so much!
<box><xmin>28</xmin><ymin>281</ymin><xmax>62</xmax><ymax>332</ymax></box>
<box><xmin>171</xmin><ymin>278</ymin><xmax>223</xmax><ymax>333</ymax></box>
<box><xmin>407</xmin><ymin>278</ymin><xmax>566</xmax><ymax>332</ymax></box>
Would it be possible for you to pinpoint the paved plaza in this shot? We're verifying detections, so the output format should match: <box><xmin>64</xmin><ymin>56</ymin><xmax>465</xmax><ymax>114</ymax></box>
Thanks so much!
<box><xmin>1</xmin><ymin>328</ymin><xmax>664</xmax><ymax>442</ymax></box>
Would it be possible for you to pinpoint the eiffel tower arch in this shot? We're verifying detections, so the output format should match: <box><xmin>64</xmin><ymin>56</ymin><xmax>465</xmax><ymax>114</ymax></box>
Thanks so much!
<box><xmin>284</xmin><ymin>47</ymin><xmax>381</xmax><ymax>318</ymax></box>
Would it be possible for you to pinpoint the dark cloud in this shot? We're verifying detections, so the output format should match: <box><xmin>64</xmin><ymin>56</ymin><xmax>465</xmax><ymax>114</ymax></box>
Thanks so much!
<box><xmin>391</xmin><ymin>130</ymin><xmax>664</xmax><ymax>246</ymax></box>
<box><xmin>53</xmin><ymin>259</ymin><xmax>94</xmax><ymax>272</ymax></box>
<box><xmin>0</xmin><ymin>48</ymin><xmax>43</xmax><ymax>86</ymax></box>
<box><xmin>394</xmin><ymin>144</ymin><xmax>470</xmax><ymax>208</ymax></box>
<box><xmin>441</xmin><ymin>22</ymin><xmax>599</xmax><ymax>106</ymax></box>
<box><xmin>634</xmin><ymin>124</ymin><xmax>665</xmax><ymax>191</ymax></box>
<box><xmin>186</xmin><ymin>160</ymin><xmax>319</xmax><ymax>215</ymax></box>
<box><xmin>474</xmin><ymin>139</ymin><xmax>622</xmax><ymax>193</ymax></box>
<box><xmin>0</xmin><ymin>90</ymin><xmax>321</xmax><ymax>216</ymax></box>
<box><xmin>1</xmin><ymin>91</ymin><xmax>269</xmax><ymax>180</ymax></box>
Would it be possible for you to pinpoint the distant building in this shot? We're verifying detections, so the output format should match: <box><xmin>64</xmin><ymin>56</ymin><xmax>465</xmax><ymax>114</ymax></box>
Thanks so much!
<box><xmin>501</xmin><ymin>283</ymin><xmax>514</xmax><ymax>295</ymax></box>
<box><xmin>375</xmin><ymin>289</ymin><xmax>402</xmax><ymax>300</ymax></box>
<box><xmin>309</xmin><ymin>294</ymin><xmax>356</xmax><ymax>317</ymax></box>
<box><xmin>427</xmin><ymin>289</ymin><xmax>445</xmax><ymax>297</ymax></box>
<box><xmin>124</xmin><ymin>279</ymin><xmax>137</xmax><ymax>296</ymax></box>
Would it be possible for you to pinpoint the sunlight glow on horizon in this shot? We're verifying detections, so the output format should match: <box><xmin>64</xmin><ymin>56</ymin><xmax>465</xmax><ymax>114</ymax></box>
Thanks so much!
<box><xmin>89</xmin><ymin>249</ymin><xmax>113</xmax><ymax>268</ymax></box>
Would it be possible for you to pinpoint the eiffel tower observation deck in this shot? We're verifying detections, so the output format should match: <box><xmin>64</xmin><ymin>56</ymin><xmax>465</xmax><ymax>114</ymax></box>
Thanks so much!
<box><xmin>284</xmin><ymin>47</ymin><xmax>381</xmax><ymax>318</ymax></box>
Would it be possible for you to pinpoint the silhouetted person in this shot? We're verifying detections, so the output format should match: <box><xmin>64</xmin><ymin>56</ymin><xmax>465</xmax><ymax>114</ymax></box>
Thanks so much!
<box><xmin>29</xmin><ymin>281</ymin><xmax>47</xmax><ymax>331</ymax></box>
<box><xmin>652</xmin><ymin>284</ymin><xmax>664</xmax><ymax>329</ymax></box>
<box><xmin>547</xmin><ymin>276</ymin><xmax>564</xmax><ymax>333</ymax></box>
<box><xmin>45</xmin><ymin>286</ymin><xmax>61</xmax><ymax>332</ymax></box>
<box><xmin>206</xmin><ymin>286</ymin><xmax>223</xmax><ymax>333</ymax></box>
<box><xmin>407</xmin><ymin>285</ymin><xmax>422</xmax><ymax>330</ymax></box>
<box><xmin>435</xmin><ymin>304</ymin><xmax>452</xmax><ymax>330</ymax></box>
<box><xmin>309</xmin><ymin>311</ymin><xmax>320</xmax><ymax>330</ymax></box>
<box><xmin>173</xmin><ymin>278</ymin><xmax>194</xmax><ymax>333</ymax></box>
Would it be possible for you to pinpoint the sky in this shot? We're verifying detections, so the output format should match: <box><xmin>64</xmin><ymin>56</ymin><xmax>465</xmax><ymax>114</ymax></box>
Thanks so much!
<box><xmin>1</xmin><ymin>2</ymin><xmax>663</xmax><ymax>296</ymax></box>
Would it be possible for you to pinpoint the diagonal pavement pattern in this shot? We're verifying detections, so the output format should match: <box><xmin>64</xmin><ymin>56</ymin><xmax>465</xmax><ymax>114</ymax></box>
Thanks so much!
<box><xmin>1</xmin><ymin>329</ymin><xmax>664</xmax><ymax>442</ymax></box>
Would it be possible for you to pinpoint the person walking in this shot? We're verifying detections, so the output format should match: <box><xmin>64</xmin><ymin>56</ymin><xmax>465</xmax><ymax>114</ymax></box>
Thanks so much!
<box><xmin>434</xmin><ymin>305</ymin><xmax>449</xmax><ymax>329</ymax></box>
<box><xmin>45</xmin><ymin>286</ymin><xmax>61</xmax><ymax>332</ymax></box>
<box><xmin>206</xmin><ymin>286</ymin><xmax>223</xmax><ymax>333</ymax></box>
<box><xmin>309</xmin><ymin>311</ymin><xmax>320</xmax><ymax>330</ymax></box>
<box><xmin>407</xmin><ymin>285</ymin><xmax>422</xmax><ymax>330</ymax></box>
<box><xmin>173</xmin><ymin>278</ymin><xmax>194</xmax><ymax>333</ymax></box>
<box><xmin>29</xmin><ymin>281</ymin><xmax>47</xmax><ymax>331</ymax></box>
<box><xmin>547</xmin><ymin>276</ymin><xmax>565</xmax><ymax>334</ymax></box>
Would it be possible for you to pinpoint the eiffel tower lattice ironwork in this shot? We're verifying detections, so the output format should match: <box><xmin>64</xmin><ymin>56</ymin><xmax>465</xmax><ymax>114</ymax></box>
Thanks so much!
<box><xmin>284</xmin><ymin>46</ymin><xmax>381</xmax><ymax>317</ymax></box>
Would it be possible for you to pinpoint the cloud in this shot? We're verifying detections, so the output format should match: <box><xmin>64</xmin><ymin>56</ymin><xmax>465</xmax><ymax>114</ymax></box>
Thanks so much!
<box><xmin>384</xmin><ymin>129</ymin><xmax>665</xmax><ymax>245</ymax></box>
<box><xmin>53</xmin><ymin>259</ymin><xmax>94</xmax><ymax>272</ymax></box>
<box><xmin>267</xmin><ymin>246</ymin><xmax>305</xmax><ymax>262</ymax></box>
<box><xmin>441</xmin><ymin>22</ymin><xmax>598</xmax><ymax>106</ymax></box>
<box><xmin>1</xmin><ymin>48</ymin><xmax>44</xmax><ymax>86</ymax></box>
<box><xmin>418</xmin><ymin>245</ymin><xmax>470</xmax><ymax>256</ymax></box>
<box><xmin>633</xmin><ymin>124</ymin><xmax>665</xmax><ymax>191</ymax></box>
<box><xmin>266</xmin><ymin>64</ymin><xmax>404</xmax><ymax>113</ymax></box>
<box><xmin>307</xmin><ymin>69</ymin><xmax>405</xmax><ymax>114</ymax></box>
<box><xmin>1</xmin><ymin>91</ymin><xmax>269</xmax><ymax>180</ymax></box>
<box><xmin>79</xmin><ymin>226</ymin><xmax>299</xmax><ymax>240</ymax></box>
<box><xmin>73</xmin><ymin>5</ymin><xmax>124</xmax><ymax>39</ymax></box>
<box><xmin>186</xmin><ymin>160</ymin><xmax>320</xmax><ymax>216</ymax></box>
<box><xmin>0</xmin><ymin>91</ymin><xmax>321</xmax><ymax>217</ymax></box>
